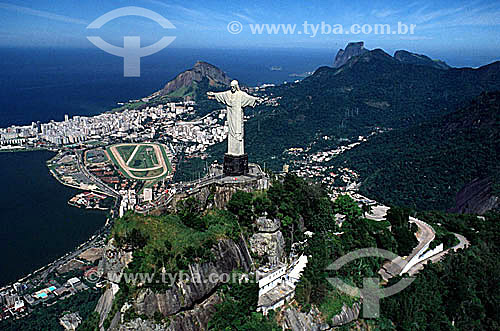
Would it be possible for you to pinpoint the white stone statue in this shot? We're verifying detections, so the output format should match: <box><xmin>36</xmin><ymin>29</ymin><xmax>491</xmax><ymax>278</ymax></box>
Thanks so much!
<box><xmin>207</xmin><ymin>80</ymin><xmax>261</xmax><ymax>156</ymax></box>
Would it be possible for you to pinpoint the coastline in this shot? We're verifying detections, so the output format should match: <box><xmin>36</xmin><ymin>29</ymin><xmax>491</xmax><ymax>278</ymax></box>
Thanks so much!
<box><xmin>0</xmin><ymin>150</ymin><xmax>116</xmax><ymax>290</ymax></box>
<box><xmin>0</xmin><ymin>147</ymin><xmax>52</xmax><ymax>153</ymax></box>
<box><xmin>0</xmin><ymin>217</ymin><xmax>111</xmax><ymax>292</ymax></box>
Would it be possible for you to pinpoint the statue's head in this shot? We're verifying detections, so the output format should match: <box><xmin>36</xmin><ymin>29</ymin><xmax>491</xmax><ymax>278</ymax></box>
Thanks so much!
<box><xmin>230</xmin><ymin>80</ymin><xmax>240</xmax><ymax>93</ymax></box>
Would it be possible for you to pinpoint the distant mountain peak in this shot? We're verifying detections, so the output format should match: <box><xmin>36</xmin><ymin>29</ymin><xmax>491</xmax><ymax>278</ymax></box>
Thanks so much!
<box><xmin>160</xmin><ymin>61</ymin><xmax>231</xmax><ymax>96</ymax></box>
<box><xmin>333</xmin><ymin>41</ymin><xmax>369</xmax><ymax>68</ymax></box>
<box><xmin>193</xmin><ymin>60</ymin><xmax>217</xmax><ymax>70</ymax></box>
<box><xmin>333</xmin><ymin>42</ymin><xmax>452</xmax><ymax>71</ymax></box>
<box><xmin>334</xmin><ymin>48</ymin><xmax>396</xmax><ymax>71</ymax></box>
<box><xmin>394</xmin><ymin>50</ymin><xmax>450</xmax><ymax>70</ymax></box>
<box><xmin>361</xmin><ymin>48</ymin><xmax>394</xmax><ymax>61</ymax></box>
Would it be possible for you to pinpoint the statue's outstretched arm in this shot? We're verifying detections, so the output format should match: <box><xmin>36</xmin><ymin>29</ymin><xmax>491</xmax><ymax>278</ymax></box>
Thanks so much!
<box><xmin>207</xmin><ymin>91</ymin><xmax>230</xmax><ymax>105</ymax></box>
<box><xmin>241</xmin><ymin>93</ymin><xmax>260</xmax><ymax>107</ymax></box>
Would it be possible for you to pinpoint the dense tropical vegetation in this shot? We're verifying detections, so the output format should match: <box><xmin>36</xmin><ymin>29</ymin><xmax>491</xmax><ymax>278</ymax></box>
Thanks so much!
<box><xmin>334</xmin><ymin>91</ymin><xmax>500</xmax><ymax>211</ymax></box>
<box><xmin>382</xmin><ymin>211</ymin><xmax>499</xmax><ymax>330</ymax></box>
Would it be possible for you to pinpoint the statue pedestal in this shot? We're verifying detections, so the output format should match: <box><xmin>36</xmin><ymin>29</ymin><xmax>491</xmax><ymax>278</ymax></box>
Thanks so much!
<box><xmin>224</xmin><ymin>154</ymin><xmax>249</xmax><ymax>176</ymax></box>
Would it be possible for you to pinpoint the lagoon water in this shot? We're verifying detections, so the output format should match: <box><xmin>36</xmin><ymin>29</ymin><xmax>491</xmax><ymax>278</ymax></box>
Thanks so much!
<box><xmin>0</xmin><ymin>151</ymin><xmax>106</xmax><ymax>286</ymax></box>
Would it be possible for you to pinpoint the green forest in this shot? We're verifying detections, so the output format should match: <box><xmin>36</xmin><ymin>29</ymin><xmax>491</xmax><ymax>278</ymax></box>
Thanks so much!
<box><xmin>333</xmin><ymin>91</ymin><xmax>500</xmax><ymax>211</ymax></box>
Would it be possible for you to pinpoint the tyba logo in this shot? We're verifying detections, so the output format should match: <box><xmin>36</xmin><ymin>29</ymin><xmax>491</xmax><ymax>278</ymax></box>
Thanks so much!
<box><xmin>87</xmin><ymin>7</ymin><xmax>176</xmax><ymax>77</ymax></box>
<box><xmin>326</xmin><ymin>248</ymin><xmax>415</xmax><ymax>318</ymax></box>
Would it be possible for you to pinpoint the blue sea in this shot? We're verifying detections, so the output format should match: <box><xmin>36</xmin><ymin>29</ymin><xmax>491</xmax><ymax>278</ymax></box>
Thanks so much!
<box><xmin>0</xmin><ymin>46</ymin><xmax>496</xmax><ymax>287</ymax></box>
<box><xmin>0</xmin><ymin>47</ymin><xmax>336</xmax><ymax>127</ymax></box>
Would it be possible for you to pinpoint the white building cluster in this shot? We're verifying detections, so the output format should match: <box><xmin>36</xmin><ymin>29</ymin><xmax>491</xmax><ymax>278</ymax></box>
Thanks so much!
<box><xmin>0</xmin><ymin>101</ymin><xmax>195</xmax><ymax>147</ymax></box>
<box><xmin>119</xmin><ymin>189</ymin><xmax>137</xmax><ymax>217</ymax></box>
<box><xmin>163</xmin><ymin>110</ymin><xmax>229</xmax><ymax>155</ymax></box>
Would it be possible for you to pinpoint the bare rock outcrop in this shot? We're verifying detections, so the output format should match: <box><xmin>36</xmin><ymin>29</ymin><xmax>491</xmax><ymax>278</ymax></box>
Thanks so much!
<box><xmin>281</xmin><ymin>305</ymin><xmax>326</xmax><ymax>331</ymax></box>
<box><xmin>449</xmin><ymin>177</ymin><xmax>499</xmax><ymax>215</ymax></box>
<box><xmin>250</xmin><ymin>217</ymin><xmax>285</xmax><ymax>264</ymax></box>
<box><xmin>132</xmin><ymin>237</ymin><xmax>252</xmax><ymax>319</ymax></box>
<box><xmin>118</xmin><ymin>293</ymin><xmax>221</xmax><ymax>331</ymax></box>
<box><xmin>281</xmin><ymin>302</ymin><xmax>361</xmax><ymax>330</ymax></box>
<box><xmin>94</xmin><ymin>236</ymin><xmax>252</xmax><ymax>331</ymax></box>
<box><xmin>333</xmin><ymin>42</ymin><xmax>369</xmax><ymax>68</ymax></box>
<box><xmin>95</xmin><ymin>283</ymin><xmax>120</xmax><ymax>329</ymax></box>
<box><xmin>160</xmin><ymin>61</ymin><xmax>230</xmax><ymax>96</ymax></box>
<box><xmin>97</xmin><ymin>239</ymin><xmax>133</xmax><ymax>281</ymax></box>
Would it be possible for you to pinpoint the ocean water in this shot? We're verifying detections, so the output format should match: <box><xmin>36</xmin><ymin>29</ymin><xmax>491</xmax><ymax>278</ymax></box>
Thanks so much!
<box><xmin>0</xmin><ymin>47</ymin><xmax>334</xmax><ymax>127</ymax></box>
<box><xmin>1</xmin><ymin>47</ymin><xmax>496</xmax><ymax>128</ymax></box>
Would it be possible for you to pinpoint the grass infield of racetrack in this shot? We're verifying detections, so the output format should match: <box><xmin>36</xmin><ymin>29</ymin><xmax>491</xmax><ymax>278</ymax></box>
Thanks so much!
<box><xmin>116</xmin><ymin>145</ymin><xmax>136</xmax><ymax>163</ymax></box>
<box><xmin>128</xmin><ymin>145</ymin><xmax>159</xmax><ymax>169</ymax></box>
<box><xmin>105</xmin><ymin>143</ymin><xmax>172</xmax><ymax>181</ymax></box>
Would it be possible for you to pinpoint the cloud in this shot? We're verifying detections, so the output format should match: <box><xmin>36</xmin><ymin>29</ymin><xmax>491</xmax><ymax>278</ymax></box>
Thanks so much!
<box><xmin>412</xmin><ymin>6</ymin><xmax>467</xmax><ymax>24</ymax></box>
<box><xmin>371</xmin><ymin>9</ymin><xmax>399</xmax><ymax>18</ymax></box>
<box><xmin>411</xmin><ymin>3</ymin><xmax>500</xmax><ymax>29</ymax></box>
<box><xmin>141</xmin><ymin>0</ymin><xmax>233</xmax><ymax>25</ymax></box>
<box><xmin>234</xmin><ymin>13</ymin><xmax>256</xmax><ymax>24</ymax></box>
<box><xmin>0</xmin><ymin>2</ymin><xmax>88</xmax><ymax>25</ymax></box>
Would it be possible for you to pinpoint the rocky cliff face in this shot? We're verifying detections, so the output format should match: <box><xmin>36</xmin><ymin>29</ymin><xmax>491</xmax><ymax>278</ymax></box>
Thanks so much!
<box><xmin>119</xmin><ymin>292</ymin><xmax>222</xmax><ymax>331</ymax></box>
<box><xmin>281</xmin><ymin>302</ymin><xmax>361</xmax><ymax>330</ymax></box>
<box><xmin>95</xmin><ymin>283</ymin><xmax>120</xmax><ymax>329</ymax></box>
<box><xmin>133</xmin><ymin>237</ymin><xmax>252</xmax><ymax>318</ymax></box>
<box><xmin>249</xmin><ymin>217</ymin><xmax>285</xmax><ymax>265</ymax></box>
<box><xmin>160</xmin><ymin>61</ymin><xmax>231</xmax><ymax>95</ymax></box>
<box><xmin>171</xmin><ymin>176</ymin><xmax>268</xmax><ymax>211</ymax></box>
<box><xmin>97</xmin><ymin>240</ymin><xmax>133</xmax><ymax>280</ymax></box>
<box><xmin>449</xmin><ymin>177</ymin><xmax>499</xmax><ymax>215</ymax></box>
<box><xmin>281</xmin><ymin>305</ymin><xmax>325</xmax><ymax>331</ymax></box>
<box><xmin>394</xmin><ymin>50</ymin><xmax>450</xmax><ymax>70</ymax></box>
<box><xmin>333</xmin><ymin>42</ymin><xmax>369</xmax><ymax>68</ymax></box>
<box><xmin>95</xmin><ymin>240</ymin><xmax>133</xmax><ymax>329</ymax></box>
<box><xmin>98</xmin><ymin>236</ymin><xmax>253</xmax><ymax>331</ymax></box>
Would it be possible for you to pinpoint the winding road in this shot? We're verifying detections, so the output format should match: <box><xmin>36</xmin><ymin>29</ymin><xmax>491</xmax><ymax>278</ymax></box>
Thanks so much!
<box><xmin>378</xmin><ymin>217</ymin><xmax>436</xmax><ymax>281</ymax></box>
<box><xmin>366</xmin><ymin>203</ymin><xmax>469</xmax><ymax>281</ymax></box>
<box><xmin>407</xmin><ymin>233</ymin><xmax>470</xmax><ymax>276</ymax></box>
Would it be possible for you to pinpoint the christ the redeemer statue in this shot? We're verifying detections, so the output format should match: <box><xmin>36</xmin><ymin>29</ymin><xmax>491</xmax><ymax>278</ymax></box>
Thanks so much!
<box><xmin>207</xmin><ymin>80</ymin><xmax>261</xmax><ymax>176</ymax></box>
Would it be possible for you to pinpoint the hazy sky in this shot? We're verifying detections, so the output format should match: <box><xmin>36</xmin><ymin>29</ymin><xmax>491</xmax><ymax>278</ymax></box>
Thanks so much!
<box><xmin>0</xmin><ymin>0</ymin><xmax>499</xmax><ymax>57</ymax></box>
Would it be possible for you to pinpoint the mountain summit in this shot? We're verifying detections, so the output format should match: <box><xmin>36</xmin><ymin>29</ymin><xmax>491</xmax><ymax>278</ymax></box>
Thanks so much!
<box><xmin>394</xmin><ymin>50</ymin><xmax>450</xmax><ymax>70</ymax></box>
<box><xmin>160</xmin><ymin>61</ymin><xmax>231</xmax><ymax>96</ymax></box>
<box><xmin>333</xmin><ymin>42</ymin><xmax>450</xmax><ymax>70</ymax></box>
<box><xmin>333</xmin><ymin>41</ymin><xmax>369</xmax><ymax>68</ymax></box>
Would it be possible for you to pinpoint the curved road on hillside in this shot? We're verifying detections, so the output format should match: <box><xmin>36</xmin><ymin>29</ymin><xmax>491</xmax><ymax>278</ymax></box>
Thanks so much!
<box><xmin>407</xmin><ymin>233</ymin><xmax>470</xmax><ymax>276</ymax></box>
<box><xmin>378</xmin><ymin>217</ymin><xmax>436</xmax><ymax>281</ymax></box>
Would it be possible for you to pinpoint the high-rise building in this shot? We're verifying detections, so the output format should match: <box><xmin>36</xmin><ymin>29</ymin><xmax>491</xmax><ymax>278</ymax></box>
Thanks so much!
<box><xmin>143</xmin><ymin>188</ymin><xmax>153</xmax><ymax>202</ymax></box>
